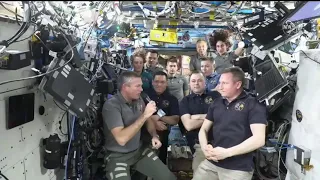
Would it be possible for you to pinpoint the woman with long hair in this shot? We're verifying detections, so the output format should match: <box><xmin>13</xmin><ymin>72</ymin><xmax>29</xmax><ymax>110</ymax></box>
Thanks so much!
<box><xmin>130</xmin><ymin>49</ymin><xmax>153</xmax><ymax>92</ymax></box>
<box><xmin>209</xmin><ymin>29</ymin><xmax>245</xmax><ymax>74</ymax></box>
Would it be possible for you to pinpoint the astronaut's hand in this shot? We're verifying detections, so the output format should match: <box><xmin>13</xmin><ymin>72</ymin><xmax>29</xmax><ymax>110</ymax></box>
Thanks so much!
<box><xmin>151</xmin><ymin>136</ymin><xmax>162</xmax><ymax>149</ymax></box>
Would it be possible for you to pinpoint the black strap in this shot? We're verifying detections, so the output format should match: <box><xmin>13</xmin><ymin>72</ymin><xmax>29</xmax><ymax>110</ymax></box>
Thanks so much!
<box><xmin>0</xmin><ymin>40</ymin><xmax>9</xmax><ymax>47</ymax></box>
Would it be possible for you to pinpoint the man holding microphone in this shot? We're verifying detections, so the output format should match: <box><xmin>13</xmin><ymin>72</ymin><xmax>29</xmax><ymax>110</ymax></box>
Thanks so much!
<box><xmin>102</xmin><ymin>71</ymin><xmax>176</xmax><ymax>180</ymax></box>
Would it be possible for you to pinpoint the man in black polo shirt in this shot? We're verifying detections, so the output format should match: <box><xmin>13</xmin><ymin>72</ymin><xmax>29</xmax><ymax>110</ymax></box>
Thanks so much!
<box><xmin>179</xmin><ymin>71</ymin><xmax>220</xmax><ymax>173</ymax></box>
<box><xmin>147</xmin><ymin>71</ymin><xmax>180</xmax><ymax>164</ymax></box>
<box><xmin>193</xmin><ymin>67</ymin><xmax>267</xmax><ymax>180</ymax></box>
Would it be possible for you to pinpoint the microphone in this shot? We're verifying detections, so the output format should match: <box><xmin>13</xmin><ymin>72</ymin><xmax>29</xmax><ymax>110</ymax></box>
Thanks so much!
<box><xmin>141</xmin><ymin>92</ymin><xmax>152</xmax><ymax>103</ymax></box>
<box><xmin>140</xmin><ymin>92</ymin><xmax>166</xmax><ymax>118</ymax></box>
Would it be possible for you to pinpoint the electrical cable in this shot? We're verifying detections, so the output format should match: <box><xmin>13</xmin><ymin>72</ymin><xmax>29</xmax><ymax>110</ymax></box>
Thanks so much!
<box><xmin>0</xmin><ymin>85</ymin><xmax>33</xmax><ymax>94</ymax></box>
<box><xmin>278</xmin><ymin>132</ymin><xmax>288</xmax><ymax>179</ymax></box>
<box><xmin>0</xmin><ymin>28</ymin><xmax>76</xmax><ymax>86</ymax></box>
<box><xmin>30</xmin><ymin>1</ymin><xmax>45</xmax><ymax>16</ymax></box>
<box><xmin>230</xmin><ymin>1</ymin><xmax>245</xmax><ymax>16</ymax></box>
<box><xmin>0</xmin><ymin>23</ymin><xmax>27</xmax><ymax>50</ymax></box>
<box><xmin>8</xmin><ymin>22</ymin><xmax>29</xmax><ymax>43</ymax></box>
<box><xmin>274</xmin><ymin>122</ymin><xmax>290</xmax><ymax>144</ymax></box>
<box><xmin>0</xmin><ymin>1</ymin><xmax>42</xmax><ymax>20</ymax></box>
<box><xmin>7</xmin><ymin>2</ymin><xmax>32</xmax><ymax>44</ymax></box>
<box><xmin>82</xmin><ymin>1</ymin><xmax>108</xmax><ymax>49</ymax></box>
<box><xmin>0</xmin><ymin>1</ymin><xmax>33</xmax><ymax>53</ymax></box>
<box><xmin>0</xmin><ymin>171</ymin><xmax>9</xmax><ymax>180</ymax></box>
<box><xmin>59</xmin><ymin>111</ymin><xmax>68</xmax><ymax>136</ymax></box>
<box><xmin>83</xmin><ymin>24</ymin><xmax>95</xmax><ymax>51</ymax></box>
<box><xmin>272</xmin><ymin>121</ymin><xmax>297</xmax><ymax>180</ymax></box>
<box><xmin>14</xmin><ymin>26</ymin><xmax>42</xmax><ymax>42</ymax></box>
<box><xmin>65</xmin><ymin>116</ymin><xmax>76</xmax><ymax>180</ymax></box>
<box><xmin>0</xmin><ymin>4</ymin><xmax>111</xmax><ymax>176</ymax></box>
<box><xmin>255</xmin><ymin>120</ymin><xmax>291</xmax><ymax>180</ymax></box>
<box><xmin>53</xmin><ymin>99</ymin><xmax>67</xmax><ymax>111</ymax></box>
<box><xmin>0</xmin><ymin>2</ymin><xmax>23</xmax><ymax>18</ymax></box>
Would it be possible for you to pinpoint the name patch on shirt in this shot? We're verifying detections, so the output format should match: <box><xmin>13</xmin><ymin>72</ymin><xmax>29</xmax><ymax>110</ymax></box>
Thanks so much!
<box><xmin>210</xmin><ymin>79</ymin><xmax>217</xmax><ymax>84</ymax></box>
<box><xmin>234</xmin><ymin>101</ymin><xmax>245</xmax><ymax>111</ymax></box>
<box><xmin>205</xmin><ymin>96</ymin><xmax>214</xmax><ymax>104</ymax></box>
<box><xmin>162</xmin><ymin>100</ymin><xmax>170</xmax><ymax>107</ymax></box>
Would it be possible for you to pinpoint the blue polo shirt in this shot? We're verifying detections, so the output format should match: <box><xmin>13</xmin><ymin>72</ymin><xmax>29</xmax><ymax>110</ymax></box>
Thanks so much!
<box><xmin>206</xmin><ymin>91</ymin><xmax>267</xmax><ymax>171</ymax></box>
<box><xmin>205</xmin><ymin>72</ymin><xmax>220</xmax><ymax>91</ymax></box>
<box><xmin>179</xmin><ymin>91</ymin><xmax>221</xmax><ymax>153</ymax></box>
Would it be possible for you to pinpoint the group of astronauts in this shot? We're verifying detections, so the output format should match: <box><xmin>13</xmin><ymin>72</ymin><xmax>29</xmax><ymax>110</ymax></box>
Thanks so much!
<box><xmin>102</xmin><ymin>30</ymin><xmax>267</xmax><ymax>180</ymax></box>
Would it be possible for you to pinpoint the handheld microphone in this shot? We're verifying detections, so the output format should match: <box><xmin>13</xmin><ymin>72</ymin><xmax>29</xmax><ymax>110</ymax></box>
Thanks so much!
<box><xmin>140</xmin><ymin>92</ymin><xmax>154</xmax><ymax>105</ymax></box>
<box><xmin>140</xmin><ymin>92</ymin><xmax>166</xmax><ymax>118</ymax></box>
<box><xmin>141</xmin><ymin>92</ymin><xmax>153</xmax><ymax>103</ymax></box>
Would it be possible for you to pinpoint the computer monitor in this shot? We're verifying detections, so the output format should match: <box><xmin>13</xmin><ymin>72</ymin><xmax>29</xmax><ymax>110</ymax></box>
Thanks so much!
<box><xmin>253</xmin><ymin>55</ymin><xmax>288</xmax><ymax>101</ymax></box>
<box><xmin>7</xmin><ymin>93</ymin><xmax>35</xmax><ymax>129</ymax></box>
<box><xmin>287</xmin><ymin>2</ymin><xmax>320</xmax><ymax>23</ymax></box>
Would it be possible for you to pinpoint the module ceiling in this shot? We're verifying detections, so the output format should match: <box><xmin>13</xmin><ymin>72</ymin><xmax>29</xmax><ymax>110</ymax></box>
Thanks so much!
<box><xmin>118</xmin><ymin>1</ymin><xmax>297</xmax><ymax>26</ymax></box>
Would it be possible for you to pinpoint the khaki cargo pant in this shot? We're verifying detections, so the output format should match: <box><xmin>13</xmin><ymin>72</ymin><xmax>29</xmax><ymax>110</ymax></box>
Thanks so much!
<box><xmin>192</xmin><ymin>144</ymin><xmax>206</xmax><ymax>172</ymax></box>
<box><xmin>104</xmin><ymin>144</ymin><xmax>176</xmax><ymax>180</ymax></box>
<box><xmin>192</xmin><ymin>159</ymin><xmax>254</xmax><ymax>180</ymax></box>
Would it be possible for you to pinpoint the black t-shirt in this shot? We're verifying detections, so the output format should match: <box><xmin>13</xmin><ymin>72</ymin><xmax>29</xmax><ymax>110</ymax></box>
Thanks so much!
<box><xmin>179</xmin><ymin>91</ymin><xmax>221</xmax><ymax>153</ymax></box>
<box><xmin>206</xmin><ymin>91</ymin><xmax>267</xmax><ymax>171</ymax></box>
<box><xmin>141</xmin><ymin>89</ymin><xmax>179</xmax><ymax>143</ymax></box>
<box><xmin>147</xmin><ymin>89</ymin><xmax>180</xmax><ymax>117</ymax></box>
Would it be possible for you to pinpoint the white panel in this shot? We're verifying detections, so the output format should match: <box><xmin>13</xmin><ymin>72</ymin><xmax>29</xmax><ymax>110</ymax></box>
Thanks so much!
<box><xmin>21</xmin><ymin>91</ymin><xmax>67</xmax><ymax>180</ymax></box>
<box><xmin>21</xmin><ymin>91</ymin><xmax>66</xmax><ymax>154</ymax></box>
<box><xmin>0</xmin><ymin>90</ymin><xmax>67</xmax><ymax>180</ymax></box>
<box><xmin>24</xmin><ymin>147</ymin><xmax>61</xmax><ymax>180</ymax></box>
<box><xmin>285</xmin><ymin>49</ymin><xmax>320</xmax><ymax>180</ymax></box>
<box><xmin>0</xmin><ymin>100</ymin><xmax>26</xmax><ymax>172</ymax></box>
<box><xmin>1</xmin><ymin>160</ymin><xmax>25</xmax><ymax>180</ymax></box>
<box><xmin>0</xmin><ymin>12</ymin><xmax>70</xmax><ymax>180</ymax></box>
<box><xmin>0</xmin><ymin>63</ymin><xmax>36</xmax><ymax>101</ymax></box>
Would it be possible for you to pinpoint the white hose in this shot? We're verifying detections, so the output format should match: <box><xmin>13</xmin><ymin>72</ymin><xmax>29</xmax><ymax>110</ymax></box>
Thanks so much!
<box><xmin>136</xmin><ymin>1</ymin><xmax>176</xmax><ymax>17</ymax></box>
<box><xmin>0</xmin><ymin>46</ymin><xmax>6</xmax><ymax>54</ymax></box>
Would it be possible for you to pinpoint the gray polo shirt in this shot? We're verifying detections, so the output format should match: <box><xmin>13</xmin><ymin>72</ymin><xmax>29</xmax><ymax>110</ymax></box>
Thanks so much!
<box><xmin>102</xmin><ymin>92</ymin><xmax>145</xmax><ymax>153</ymax></box>
<box><xmin>167</xmin><ymin>74</ymin><xmax>188</xmax><ymax>102</ymax></box>
<box><xmin>189</xmin><ymin>51</ymin><xmax>215</xmax><ymax>71</ymax></box>
<box><xmin>214</xmin><ymin>51</ymin><xmax>238</xmax><ymax>74</ymax></box>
